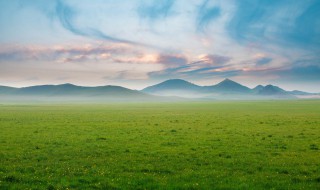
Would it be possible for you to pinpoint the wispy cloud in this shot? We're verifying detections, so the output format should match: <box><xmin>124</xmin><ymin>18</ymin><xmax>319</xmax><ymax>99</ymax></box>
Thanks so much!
<box><xmin>198</xmin><ymin>54</ymin><xmax>231</xmax><ymax>65</ymax></box>
<box><xmin>55</xmin><ymin>0</ymin><xmax>143</xmax><ymax>45</ymax></box>
<box><xmin>282</xmin><ymin>65</ymin><xmax>320</xmax><ymax>82</ymax></box>
<box><xmin>256</xmin><ymin>57</ymin><xmax>273</xmax><ymax>65</ymax></box>
<box><xmin>0</xmin><ymin>43</ymin><xmax>189</xmax><ymax>68</ymax></box>
<box><xmin>196</xmin><ymin>0</ymin><xmax>221</xmax><ymax>31</ymax></box>
<box><xmin>227</xmin><ymin>0</ymin><xmax>320</xmax><ymax>50</ymax></box>
<box><xmin>0</xmin><ymin>43</ymin><xmax>131</xmax><ymax>62</ymax></box>
<box><xmin>157</xmin><ymin>54</ymin><xmax>187</xmax><ymax>67</ymax></box>
<box><xmin>137</xmin><ymin>0</ymin><xmax>175</xmax><ymax>20</ymax></box>
<box><xmin>14</xmin><ymin>0</ymin><xmax>144</xmax><ymax>46</ymax></box>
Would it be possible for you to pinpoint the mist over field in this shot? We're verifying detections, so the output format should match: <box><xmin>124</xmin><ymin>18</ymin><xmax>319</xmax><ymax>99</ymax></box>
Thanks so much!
<box><xmin>0</xmin><ymin>78</ymin><xmax>319</xmax><ymax>103</ymax></box>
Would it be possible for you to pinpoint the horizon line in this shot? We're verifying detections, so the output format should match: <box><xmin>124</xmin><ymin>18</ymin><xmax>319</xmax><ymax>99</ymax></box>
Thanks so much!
<box><xmin>1</xmin><ymin>78</ymin><xmax>318</xmax><ymax>93</ymax></box>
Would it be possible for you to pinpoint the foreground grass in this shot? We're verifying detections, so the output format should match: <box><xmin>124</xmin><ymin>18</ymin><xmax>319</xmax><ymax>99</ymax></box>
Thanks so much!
<box><xmin>0</xmin><ymin>100</ymin><xmax>320</xmax><ymax>189</ymax></box>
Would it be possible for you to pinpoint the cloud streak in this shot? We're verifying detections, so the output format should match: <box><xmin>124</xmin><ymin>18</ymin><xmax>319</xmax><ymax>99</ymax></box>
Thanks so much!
<box><xmin>0</xmin><ymin>43</ymin><xmax>131</xmax><ymax>62</ymax></box>
<box><xmin>55</xmin><ymin>0</ymin><xmax>142</xmax><ymax>45</ymax></box>
<box><xmin>199</xmin><ymin>54</ymin><xmax>231</xmax><ymax>65</ymax></box>
<box><xmin>227</xmin><ymin>0</ymin><xmax>320</xmax><ymax>50</ymax></box>
<box><xmin>0</xmin><ymin>43</ymin><xmax>187</xmax><ymax>67</ymax></box>
<box><xmin>138</xmin><ymin>0</ymin><xmax>175</xmax><ymax>20</ymax></box>
<box><xmin>196</xmin><ymin>0</ymin><xmax>221</xmax><ymax>31</ymax></box>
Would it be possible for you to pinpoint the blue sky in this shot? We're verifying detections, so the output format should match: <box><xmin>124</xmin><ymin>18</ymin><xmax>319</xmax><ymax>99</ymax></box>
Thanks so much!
<box><xmin>0</xmin><ymin>0</ymin><xmax>319</xmax><ymax>92</ymax></box>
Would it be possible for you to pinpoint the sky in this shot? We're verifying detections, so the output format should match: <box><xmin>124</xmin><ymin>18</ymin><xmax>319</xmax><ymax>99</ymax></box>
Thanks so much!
<box><xmin>0</xmin><ymin>0</ymin><xmax>319</xmax><ymax>92</ymax></box>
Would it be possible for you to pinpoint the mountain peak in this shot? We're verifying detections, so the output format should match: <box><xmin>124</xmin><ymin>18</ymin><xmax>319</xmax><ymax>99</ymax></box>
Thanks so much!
<box><xmin>253</xmin><ymin>85</ymin><xmax>264</xmax><ymax>91</ymax></box>
<box><xmin>218</xmin><ymin>78</ymin><xmax>238</xmax><ymax>85</ymax></box>
<box><xmin>164</xmin><ymin>79</ymin><xmax>190</xmax><ymax>84</ymax></box>
<box><xmin>258</xmin><ymin>84</ymin><xmax>288</xmax><ymax>95</ymax></box>
<box><xmin>223</xmin><ymin>78</ymin><xmax>232</xmax><ymax>82</ymax></box>
<box><xmin>217</xmin><ymin>78</ymin><xmax>241</xmax><ymax>86</ymax></box>
<box><xmin>209</xmin><ymin>78</ymin><xmax>251</xmax><ymax>93</ymax></box>
<box><xmin>142</xmin><ymin>79</ymin><xmax>201</xmax><ymax>95</ymax></box>
<box><xmin>59</xmin><ymin>83</ymin><xmax>77</xmax><ymax>87</ymax></box>
<box><xmin>152</xmin><ymin>79</ymin><xmax>198</xmax><ymax>87</ymax></box>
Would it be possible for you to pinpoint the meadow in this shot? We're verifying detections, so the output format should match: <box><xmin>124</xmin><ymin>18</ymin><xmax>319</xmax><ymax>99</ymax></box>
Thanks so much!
<box><xmin>0</xmin><ymin>100</ymin><xmax>320</xmax><ymax>189</ymax></box>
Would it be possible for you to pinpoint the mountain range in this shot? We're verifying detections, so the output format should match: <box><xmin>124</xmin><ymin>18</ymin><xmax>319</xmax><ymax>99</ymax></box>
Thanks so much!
<box><xmin>142</xmin><ymin>78</ymin><xmax>318</xmax><ymax>99</ymax></box>
<box><xmin>0</xmin><ymin>79</ymin><xmax>319</xmax><ymax>102</ymax></box>
<box><xmin>0</xmin><ymin>84</ymin><xmax>154</xmax><ymax>102</ymax></box>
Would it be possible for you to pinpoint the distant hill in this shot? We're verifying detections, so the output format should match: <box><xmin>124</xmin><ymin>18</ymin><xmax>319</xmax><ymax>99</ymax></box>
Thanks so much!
<box><xmin>256</xmin><ymin>85</ymin><xmax>289</xmax><ymax>95</ymax></box>
<box><xmin>0</xmin><ymin>84</ymin><xmax>155</xmax><ymax>102</ymax></box>
<box><xmin>0</xmin><ymin>86</ymin><xmax>16</xmax><ymax>94</ymax></box>
<box><xmin>203</xmin><ymin>78</ymin><xmax>251</xmax><ymax>94</ymax></box>
<box><xmin>141</xmin><ymin>78</ymin><xmax>316</xmax><ymax>99</ymax></box>
<box><xmin>253</xmin><ymin>84</ymin><xmax>295</xmax><ymax>98</ymax></box>
<box><xmin>252</xmin><ymin>85</ymin><xmax>264</xmax><ymax>93</ymax></box>
<box><xmin>0</xmin><ymin>79</ymin><xmax>318</xmax><ymax>101</ymax></box>
<box><xmin>14</xmin><ymin>83</ymin><xmax>145</xmax><ymax>97</ymax></box>
<box><xmin>142</xmin><ymin>78</ymin><xmax>252</xmax><ymax>98</ymax></box>
<box><xmin>142</xmin><ymin>79</ymin><xmax>203</xmax><ymax>98</ymax></box>
<box><xmin>289</xmin><ymin>90</ymin><xmax>317</xmax><ymax>96</ymax></box>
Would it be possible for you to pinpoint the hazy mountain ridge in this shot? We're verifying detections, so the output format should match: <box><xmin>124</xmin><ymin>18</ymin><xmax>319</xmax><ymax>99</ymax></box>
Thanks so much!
<box><xmin>14</xmin><ymin>83</ymin><xmax>147</xmax><ymax>97</ymax></box>
<box><xmin>0</xmin><ymin>84</ymin><xmax>156</xmax><ymax>102</ymax></box>
<box><xmin>142</xmin><ymin>78</ymin><xmax>318</xmax><ymax>99</ymax></box>
<box><xmin>142</xmin><ymin>79</ymin><xmax>204</xmax><ymax>98</ymax></box>
<box><xmin>0</xmin><ymin>79</ymin><xmax>318</xmax><ymax>101</ymax></box>
<box><xmin>143</xmin><ymin>79</ymin><xmax>201</xmax><ymax>92</ymax></box>
<box><xmin>203</xmin><ymin>79</ymin><xmax>252</xmax><ymax>94</ymax></box>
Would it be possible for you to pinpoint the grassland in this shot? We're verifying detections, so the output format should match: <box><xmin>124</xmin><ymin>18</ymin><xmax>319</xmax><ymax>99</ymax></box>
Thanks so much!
<box><xmin>0</xmin><ymin>100</ymin><xmax>320</xmax><ymax>189</ymax></box>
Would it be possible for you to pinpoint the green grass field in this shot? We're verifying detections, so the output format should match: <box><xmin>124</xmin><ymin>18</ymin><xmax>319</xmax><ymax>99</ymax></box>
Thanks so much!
<box><xmin>1</xmin><ymin>100</ymin><xmax>320</xmax><ymax>189</ymax></box>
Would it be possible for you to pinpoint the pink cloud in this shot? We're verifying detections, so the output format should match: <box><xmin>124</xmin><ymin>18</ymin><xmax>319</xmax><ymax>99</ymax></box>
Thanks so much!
<box><xmin>198</xmin><ymin>54</ymin><xmax>231</xmax><ymax>65</ymax></box>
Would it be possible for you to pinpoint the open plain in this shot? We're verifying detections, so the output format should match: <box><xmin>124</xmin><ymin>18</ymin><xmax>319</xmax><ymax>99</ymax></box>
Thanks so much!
<box><xmin>1</xmin><ymin>100</ymin><xmax>320</xmax><ymax>189</ymax></box>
